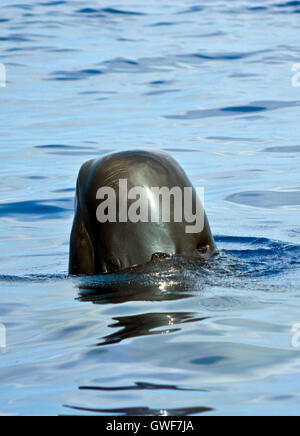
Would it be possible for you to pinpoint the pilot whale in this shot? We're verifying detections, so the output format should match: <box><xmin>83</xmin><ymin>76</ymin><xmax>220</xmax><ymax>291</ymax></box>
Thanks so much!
<box><xmin>69</xmin><ymin>150</ymin><xmax>216</xmax><ymax>275</ymax></box>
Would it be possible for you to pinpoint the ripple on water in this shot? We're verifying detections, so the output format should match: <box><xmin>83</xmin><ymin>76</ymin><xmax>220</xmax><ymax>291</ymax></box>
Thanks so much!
<box><xmin>48</xmin><ymin>49</ymin><xmax>272</xmax><ymax>81</ymax></box>
<box><xmin>100</xmin><ymin>8</ymin><xmax>146</xmax><ymax>16</ymax></box>
<box><xmin>225</xmin><ymin>190</ymin><xmax>300</xmax><ymax>208</ymax></box>
<box><xmin>178</xmin><ymin>6</ymin><xmax>204</xmax><ymax>14</ymax></box>
<box><xmin>49</xmin><ymin>69</ymin><xmax>103</xmax><ymax>81</ymax></box>
<box><xmin>0</xmin><ymin>198</ymin><xmax>73</xmax><ymax>220</ymax></box>
<box><xmin>64</xmin><ymin>405</ymin><xmax>212</xmax><ymax>417</ymax></box>
<box><xmin>262</xmin><ymin>145</ymin><xmax>300</xmax><ymax>153</ymax></box>
<box><xmin>35</xmin><ymin>144</ymin><xmax>112</xmax><ymax>157</ymax></box>
<box><xmin>165</xmin><ymin>101</ymin><xmax>300</xmax><ymax>120</ymax></box>
<box><xmin>76</xmin><ymin>7</ymin><xmax>146</xmax><ymax>16</ymax></box>
<box><xmin>273</xmin><ymin>1</ymin><xmax>300</xmax><ymax>9</ymax></box>
<box><xmin>78</xmin><ymin>382</ymin><xmax>205</xmax><ymax>392</ymax></box>
<box><xmin>39</xmin><ymin>1</ymin><xmax>67</xmax><ymax>6</ymax></box>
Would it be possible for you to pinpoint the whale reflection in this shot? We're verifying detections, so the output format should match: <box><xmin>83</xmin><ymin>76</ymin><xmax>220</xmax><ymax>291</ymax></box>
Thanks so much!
<box><xmin>96</xmin><ymin>312</ymin><xmax>209</xmax><ymax>346</ymax></box>
<box><xmin>64</xmin><ymin>404</ymin><xmax>213</xmax><ymax>416</ymax></box>
<box><xmin>78</xmin><ymin>381</ymin><xmax>206</xmax><ymax>392</ymax></box>
<box><xmin>76</xmin><ymin>254</ymin><xmax>225</xmax><ymax>305</ymax></box>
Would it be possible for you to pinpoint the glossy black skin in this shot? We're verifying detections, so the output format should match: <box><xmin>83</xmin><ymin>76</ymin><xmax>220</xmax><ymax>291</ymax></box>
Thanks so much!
<box><xmin>69</xmin><ymin>150</ymin><xmax>216</xmax><ymax>275</ymax></box>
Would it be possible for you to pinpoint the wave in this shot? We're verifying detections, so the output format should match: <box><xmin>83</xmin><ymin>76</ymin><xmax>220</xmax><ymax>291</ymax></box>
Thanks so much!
<box><xmin>76</xmin><ymin>7</ymin><xmax>146</xmax><ymax>16</ymax></box>
<box><xmin>165</xmin><ymin>101</ymin><xmax>300</xmax><ymax>120</ymax></box>
<box><xmin>0</xmin><ymin>198</ymin><xmax>73</xmax><ymax>220</ymax></box>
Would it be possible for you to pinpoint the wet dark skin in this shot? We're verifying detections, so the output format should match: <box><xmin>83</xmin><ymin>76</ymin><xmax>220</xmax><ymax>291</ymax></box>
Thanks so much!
<box><xmin>69</xmin><ymin>150</ymin><xmax>216</xmax><ymax>275</ymax></box>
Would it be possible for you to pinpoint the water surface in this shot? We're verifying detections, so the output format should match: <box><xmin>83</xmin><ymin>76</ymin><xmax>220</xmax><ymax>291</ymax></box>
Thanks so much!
<box><xmin>1</xmin><ymin>0</ymin><xmax>300</xmax><ymax>416</ymax></box>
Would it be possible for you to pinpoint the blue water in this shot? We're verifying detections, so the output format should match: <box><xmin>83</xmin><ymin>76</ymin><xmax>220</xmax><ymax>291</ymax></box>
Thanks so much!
<box><xmin>1</xmin><ymin>0</ymin><xmax>300</xmax><ymax>416</ymax></box>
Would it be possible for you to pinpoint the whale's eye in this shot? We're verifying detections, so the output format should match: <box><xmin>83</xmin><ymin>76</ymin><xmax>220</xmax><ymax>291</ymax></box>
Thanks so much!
<box><xmin>106</xmin><ymin>256</ymin><xmax>121</xmax><ymax>272</ymax></box>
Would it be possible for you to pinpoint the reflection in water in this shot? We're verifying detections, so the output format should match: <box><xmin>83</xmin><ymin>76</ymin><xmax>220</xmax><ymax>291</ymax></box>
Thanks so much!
<box><xmin>76</xmin><ymin>253</ymin><xmax>241</xmax><ymax>304</ymax></box>
<box><xmin>79</xmin><ymin>382</ymin><xmax>206</xmax><ymax>392</ymax></box>
<box><xmin>76</xmin><ymin>256</ymin><xmax>210</xmax><ymax>304</ymax></box>
<box><xmin>1</xmin><ymin>0</ymin><xmax>300</xmax><ymax>417</ymax></box>
<box><xmin>77</xmin><ymin>258</ymin><xmax>210</xmax><ymax>345</ymax></box>
<box><xmin>68</xmin><ymin>240</ymin><xmax>300</xmax><ymax>415</ymax></box>
<box><xmin>64</xmin><ymin>405</ymin><xmax>213</xmax><ymax>416</ymax></box>
<box><xmin>78</xmin><ymin>284</ymin><xmax>193</xmax><ymax>304</ymax></box>
<box><xmin>69</xmin><ymin>259</ymin><xmax>214</xmax><ymax>415</ymax></box>
<box><xmin>97</xmin><ymin>312</ymin><xmax>209</xmax><ymax>346</ymax></box>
